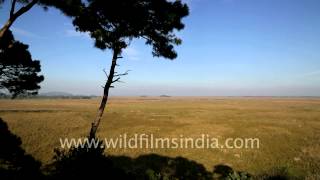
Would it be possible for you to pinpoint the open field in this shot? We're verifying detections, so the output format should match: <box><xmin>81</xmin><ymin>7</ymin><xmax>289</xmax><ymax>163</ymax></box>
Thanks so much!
<box><xmin>0</xmin><ymin>97</ymin><xmax>319</xmax><ymax>178</ymax></box>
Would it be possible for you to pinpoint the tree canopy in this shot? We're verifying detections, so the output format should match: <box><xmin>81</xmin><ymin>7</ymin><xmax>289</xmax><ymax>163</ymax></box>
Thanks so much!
<box><xmin>0</xmin><ymin>30</ymin><xmax>44</xmax><ymax>98</ymax></box>
<box><xmin>73</xmin><ymin>0</ymin><xmax>189</xmax><ymax>59</ymax></box>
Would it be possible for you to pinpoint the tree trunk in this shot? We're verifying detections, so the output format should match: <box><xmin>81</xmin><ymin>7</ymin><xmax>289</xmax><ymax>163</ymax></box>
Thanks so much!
<box><xmin>89</xmin><ymin>49</ymin><xmax>119</xmax><ymax>139</ymax></box>
<box><xmin>0</xmin><ymin>20</ymin><xmax>14</xmax><ymax>39</ymax></box>
<box><xmin>0</xmin><ymin>0</ymin><xmax>37</xmax><ymax>40</ymax></box>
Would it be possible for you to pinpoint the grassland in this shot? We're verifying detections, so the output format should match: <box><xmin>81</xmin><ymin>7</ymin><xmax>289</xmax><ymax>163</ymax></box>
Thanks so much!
<box><xmin>0</xmin><ymin>97</ymin><xmax>319</xmax><ymax>178</ymax></box>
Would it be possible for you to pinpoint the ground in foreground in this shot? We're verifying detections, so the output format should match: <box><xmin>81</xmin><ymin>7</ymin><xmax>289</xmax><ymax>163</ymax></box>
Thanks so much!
<box><xmin>0</xmin><ymin>97</ymin><xmax>319</xmax><ymax>178</ymax></box>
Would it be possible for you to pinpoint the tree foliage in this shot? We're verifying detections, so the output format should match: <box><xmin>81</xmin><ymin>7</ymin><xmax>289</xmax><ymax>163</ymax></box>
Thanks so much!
<box><xmin>73</xmin><ymin>0</ymin><xmax>189</xmax><ymax>58</ymax></box>
<box><xmin>0</xmin><ymin>0</ymin><xmax>83</xmax><ymax>17</ymax></box>
<box><xmin>0</xmin><ymin>30</ymin><xmax>44</xmax><ymax>98</ymax></box>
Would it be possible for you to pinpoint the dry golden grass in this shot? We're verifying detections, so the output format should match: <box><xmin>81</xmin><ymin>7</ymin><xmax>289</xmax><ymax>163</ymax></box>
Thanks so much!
<box><xmin>0</xmin><ymin>97</ymin><xmax>319</xmax><ymax>177</ymax></box>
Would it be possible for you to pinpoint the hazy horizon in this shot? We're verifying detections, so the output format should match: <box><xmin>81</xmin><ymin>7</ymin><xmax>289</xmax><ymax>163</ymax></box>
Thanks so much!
<box><xmin>1</xmin><ymin>0</ymin><xmax>320</xmax><ymax>96</ymax></box>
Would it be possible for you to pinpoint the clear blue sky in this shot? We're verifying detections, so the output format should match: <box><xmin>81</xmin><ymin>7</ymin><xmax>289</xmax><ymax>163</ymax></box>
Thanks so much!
<box><xmin>1</xmin><ymin>0</ymin><xmax>320</xmax><ymax>96</ymax></box>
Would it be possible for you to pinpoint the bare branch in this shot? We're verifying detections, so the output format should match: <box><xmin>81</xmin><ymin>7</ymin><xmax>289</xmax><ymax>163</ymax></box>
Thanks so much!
<box><xmin>102</xmin><ymin>68</ymin><xmax>109</xmax><ymax>78</ymax></box>
<box><xmin>111</xmin><ymin>77</ymin><xmax>121</xmax><ymax>83</ymax></box>
<box><xmin>114</xmin><ymin>70</ymin><xmax>130</xmax><ymax>77</ymax></box>
<box><xmin>10</xmin><ymin>0</ymin><xmax>17</xmax><ymax>18</ymax></box>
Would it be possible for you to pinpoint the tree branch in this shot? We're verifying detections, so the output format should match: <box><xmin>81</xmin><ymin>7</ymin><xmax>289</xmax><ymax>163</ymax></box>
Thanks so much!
<box><xmin>111</xmin><ymin>77</ymin><xmax>121</xmax><ymax>83</ymax></box>
<box><xmin>111</xmin><ymin>70</ymin><xmax>130</xmax><ymax>84</ymax></box>
<box><xmin>114</xmin><ymin>70</ymin><xmax>130</xmax><ymax>77</ymax></box>
<box><xmin>141</xmin><ymin>35</ymin><xmax>152</xmax><ymax>42</ymax></box>
<box><xmin>10</xmin><ymin>0</ymin><xmax>17</xmax><ymax>18</ymax></box>
<box><xmin>103</xmin><ymin>68</ymin><xmax>109</xmax><ymax>78</ymax></box>
<box><xmin>13</xmin><ymin>0</ymin><xmax>38</xmax><ymax>21</ymax></box>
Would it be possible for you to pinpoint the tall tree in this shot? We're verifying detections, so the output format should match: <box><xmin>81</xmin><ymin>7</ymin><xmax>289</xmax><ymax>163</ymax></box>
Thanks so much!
<box><xmin>72</xmin><ymin>0</ymin><xmax>189</xmax><ymax>138</ymax></box>
<box><xmin>0</xmin><ymin>30</ymin><xmax>44</xmax><ymax>98</ymax></box>
<box><xmin>0</xmin><ymin>0</ymin><xmax>83</xmax><ymax>40</ymax></box>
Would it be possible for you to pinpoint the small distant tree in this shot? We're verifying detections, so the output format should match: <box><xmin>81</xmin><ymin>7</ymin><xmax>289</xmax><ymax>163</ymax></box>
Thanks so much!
<box><xmin>0</xmin><ymin>30</ymin><xmax>44</xmax><ymax>98</ymax></box>
<box><xmin>72</xmin><ymin>0</ymin><xmax>189</xmax><ymax>138</ymax></box>
<box><xmin>0</xmin><ymin>0</ymin><xmax>83</xmax><ymax>40</ymax></box>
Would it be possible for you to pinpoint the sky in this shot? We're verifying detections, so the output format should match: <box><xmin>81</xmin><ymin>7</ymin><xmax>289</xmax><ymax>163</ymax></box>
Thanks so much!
<box><xmin>1</xmin><ymin>0</ymin><xmax>320</xmax><ymax>96</ymax></box>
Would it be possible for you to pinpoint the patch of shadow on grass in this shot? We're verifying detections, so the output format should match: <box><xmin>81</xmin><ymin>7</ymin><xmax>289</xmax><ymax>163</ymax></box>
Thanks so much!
<box><xmin>0</xmin><ymin>117</ymin><xmax>43</xmax><ymax>179</ymax></box>
<box><xmin>255</xmin><ymin>166</ymin><xmax>303</xmax><ymax>180</ymax></box>
<box><xmin>48</xmin><ymin>145</ymin><xmax>214</xmax><ymax>179</ymax></box>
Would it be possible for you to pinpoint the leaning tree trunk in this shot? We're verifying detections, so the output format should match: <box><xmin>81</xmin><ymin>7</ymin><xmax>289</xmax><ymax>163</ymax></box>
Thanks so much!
<box><xmin>89</xmin><ymin>49</ymin><xmax>120</xmax><ymax>139</ymax></box>
<box><xmin>0</xmin><ymin>20</ymin><xmax>14</xmax><ymax>39</ymax></box>
<box><xmin>0</xmin><ymin>0</ymin><xmax>38</xmax><ymax>40</ymax></box>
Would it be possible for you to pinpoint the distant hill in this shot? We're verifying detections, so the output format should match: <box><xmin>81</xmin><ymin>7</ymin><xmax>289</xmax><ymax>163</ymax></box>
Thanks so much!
<box><xmin>160</xmin><ymin>95</ymin><xmax>171</xmax><ymax>97</ymax></box>
<box><xmin>40</xmin><ymin>92</ymin><xmax>74</xmax><ymax>97</ymax></box>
